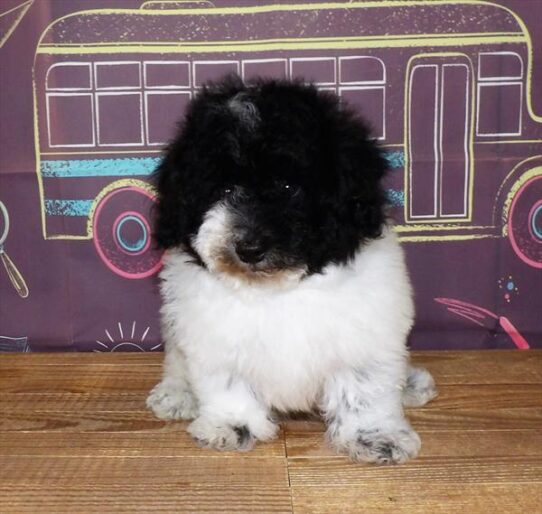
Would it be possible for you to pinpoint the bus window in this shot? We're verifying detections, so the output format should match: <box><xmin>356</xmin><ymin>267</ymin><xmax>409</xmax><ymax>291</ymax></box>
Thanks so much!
<box><xmin>339</xmin><ymin>57</ymin><xmax>386</xmax><ymax>139</ymax></box>
<box><xmin>96</xmin><ymin>92</ymin><xmax>143</xmax><ymax>146</ymax></box>
<box><xmin>46</xmin><ymin>63</ymin><xmax>92</xmax><ymax>91</ymax></box>
<box><xmin>242</xmin><ymin>59</ymin><xmax>287</xmax><ymax>81</ymax></box>
<box><xmin>94</xmin><ymin>62</ymin><xmax>143</xmax><ymax>146</ymax></box>
<box><xmin>290</xmin><ymin>57</ymin><xmax>336</xmax><ymax>86</ymax></box>
<box><xmin>193</xmin><ymin>61</ymin><xmax>240</xmax><ymax>87</ymax></box>
<box><xmin>46</xmin><ymin>93</ymin><xmax>95</xmax><ymax>147</ymax></box>
<box><xmin>145</xmin><ymin>92</ymin><xmax>191</xmax><ymax>145</ymax></box>
<box><xmin>45</xmin><ymin>62</ymin><xmax>95</xmax><ymax>147</ymax></box>
<box><xmin>476</xmin><ymin>52</ymin><xmax>523</xmax><ymax>136</ymax></box>
<box><xmin>144</xmin><ymin>61</ymin><xmax>191</xmax><ymax>145</ymax></box>
<box><xmin>144</xmin><ymin>61</ymin><xmax>191</xmax><ymax>89</ymax></box>
<box><xmin>339</xmin><ymin>56</ymin><xmax>385</xmax><ymax>84</ymax></box>
<box><xmin>95</xmin><ymin>62</ymin><xmax>141</xmax><ymax>89</ymax></box>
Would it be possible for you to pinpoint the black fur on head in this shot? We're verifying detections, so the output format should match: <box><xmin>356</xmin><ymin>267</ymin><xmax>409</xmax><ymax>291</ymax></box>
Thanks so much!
<box><xmin>153</xmin><ymin>74</ymin><xmax>389</xmax><ymax>276</ymax></box>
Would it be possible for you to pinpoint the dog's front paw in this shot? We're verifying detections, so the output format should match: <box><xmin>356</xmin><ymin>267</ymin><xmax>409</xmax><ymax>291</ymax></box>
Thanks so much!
<box><xmin>146</xmin><ymin>380</ymin><xmax>198</xmax><ymax>420</ymax></box>
<box><xmin>332</xmin><ymin>427</ymin><xmax>421</xmax><ymax>465</ymax></box>
<box><xmin>187</xmin><ymin>416</ymin><xmax>255</xmax><ymax>451</ymax></box>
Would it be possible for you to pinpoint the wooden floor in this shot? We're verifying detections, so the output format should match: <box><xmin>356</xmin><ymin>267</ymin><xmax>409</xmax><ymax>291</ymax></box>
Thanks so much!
<box><xmin>0</xmin><ymin>351</ymin><xmax>541</xmax><ymax>513</ymax></box>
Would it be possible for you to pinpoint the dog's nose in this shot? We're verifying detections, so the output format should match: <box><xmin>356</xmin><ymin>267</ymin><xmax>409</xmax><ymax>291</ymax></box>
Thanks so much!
<box><xmin>235</xmin><ymin>241</ymin><xmax>266</xmax><ymax>264</ymax></box>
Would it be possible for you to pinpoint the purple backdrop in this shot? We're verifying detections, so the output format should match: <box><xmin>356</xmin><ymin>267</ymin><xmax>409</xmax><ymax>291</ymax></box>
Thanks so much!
<box><xmin>0</xmin><ymin>0</ymin><xmax>541</xmax><ymax>352</ymax></box>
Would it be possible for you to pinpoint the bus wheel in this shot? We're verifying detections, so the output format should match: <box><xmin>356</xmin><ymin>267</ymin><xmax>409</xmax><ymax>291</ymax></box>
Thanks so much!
<box><xmin>507</xmin><ymin>174</ymin><xmax>542</xmax><ymax>268</ymax></box>
<box><xmin>92</xmin><ymin>185</ymin><xmax>163</xmax><ymax>279</ymax></box>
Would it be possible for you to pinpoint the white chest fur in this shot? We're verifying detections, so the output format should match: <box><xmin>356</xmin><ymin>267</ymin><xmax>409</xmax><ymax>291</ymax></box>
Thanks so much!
<box><xmin>159</xmin><ymin>229</ymin><xmax>414</xmax><ymax>412</ymax></box>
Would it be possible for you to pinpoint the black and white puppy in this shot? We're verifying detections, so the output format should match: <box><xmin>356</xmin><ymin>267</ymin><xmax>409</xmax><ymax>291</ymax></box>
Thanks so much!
<box><xmin>147</xmin><ymin>76</ymin><xmax>437</xmax><ymax>464</ymax></box>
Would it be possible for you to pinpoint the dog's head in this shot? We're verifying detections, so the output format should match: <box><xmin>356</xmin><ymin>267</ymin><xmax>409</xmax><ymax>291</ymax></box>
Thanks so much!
<box><xmin>153</xmin><ymin>75</ymin><xmax>388</xmax><ymax>288</ymax></box>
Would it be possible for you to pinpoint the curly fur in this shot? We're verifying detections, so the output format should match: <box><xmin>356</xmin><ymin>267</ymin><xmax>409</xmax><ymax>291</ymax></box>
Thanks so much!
<box><xmin>153</xmin><ymin>75</ymin><xmax>388</xmax><ymax>273</ymax></box>
<box><xmin>147</xmin><ymin>75</ymin><xmax>437</xmax><ymax>464</ymax></box>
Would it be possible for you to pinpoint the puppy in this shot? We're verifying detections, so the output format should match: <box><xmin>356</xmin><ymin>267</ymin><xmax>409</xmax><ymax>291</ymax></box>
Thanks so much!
<box><xmin>147</xmin><ymin>76</ymin><xmax>437</xmax><ymax>464</ymax></box>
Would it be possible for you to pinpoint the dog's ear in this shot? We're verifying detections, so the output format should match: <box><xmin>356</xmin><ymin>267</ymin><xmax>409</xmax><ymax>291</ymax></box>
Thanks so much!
<box><xmin>350</xmin><ymin>139</ymin><xmax>388</xmax><ymax>239</ymax></box>
<box><xmin>330</xmin><ymin>105</ymin><xmax>389</xmax><ymax>240</ymax></box>
<box><xmin>152</xmin><ymin>147</ymin><xmax>189</xmax><ymax>249</ymax></box>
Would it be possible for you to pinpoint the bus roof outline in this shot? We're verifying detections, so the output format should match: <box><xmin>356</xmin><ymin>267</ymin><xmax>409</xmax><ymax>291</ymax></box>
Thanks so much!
<box><xmin>32</xmin><ymin>0</ymin><xmax>542</xmax><ymax>276</ymax></box>
<box><xmin>34</xmin><ymin>0</ymin><xmax>542</xmax><ymax>125</ymax></box>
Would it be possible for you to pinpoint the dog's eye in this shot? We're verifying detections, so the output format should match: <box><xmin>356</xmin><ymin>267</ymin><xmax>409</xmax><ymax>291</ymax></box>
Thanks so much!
<box><xmin>274</xmin><ymin>180</ymin><xmax>299</xmax><ymax>196</ymax></box>
<box><xmin>223</xmin><ymin>187</ymin><xmax>233</xmax><ymax>195</ymax></box>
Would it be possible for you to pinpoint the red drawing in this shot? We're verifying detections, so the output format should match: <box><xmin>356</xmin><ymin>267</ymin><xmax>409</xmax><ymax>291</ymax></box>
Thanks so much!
<box><xmin>435</xmin><ymin>297</ymin><xmax>530</xmax><ymax>350</ymax></box>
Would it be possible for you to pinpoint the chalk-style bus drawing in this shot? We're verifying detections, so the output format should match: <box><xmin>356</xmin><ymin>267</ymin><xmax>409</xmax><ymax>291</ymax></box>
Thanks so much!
<box><xmin>33</xmin><ymin>0</ymin><xmax>542</xmax><ymax>278</ymax></box>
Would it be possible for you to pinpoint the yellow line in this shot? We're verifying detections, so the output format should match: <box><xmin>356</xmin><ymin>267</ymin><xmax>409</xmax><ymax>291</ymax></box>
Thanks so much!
<box><xmin>481</xmin><ymin>1</ymin><xmax>542</xmax><ymax>123</ymax></box>
<box><xmin>395</xmin><ymin>224</ymin><xmax>495</xmax><ymax>233</ymax></box>
<box><xmin>40</xmin><ymin>32</ymin><xmax>521</xmax><ymax>47</ymax></box>
<box><xmin>476</xmin><ymin>139</ymin><xmax>542</xmax><ymax>145</ymax></box>
<box><xmin>32</xmin><ymin>70</ymin><xmax>48</xmax><ymax>239</ymax></box>
<box><xmin>46</xmin><ymin>235</ymin><xmax>90</xmax><ymax>241</ymax></box>
<box><xmin>36</xmin><ymin>34</ymin><xmax>525</xmax><ymax>54</ymax></box>
<box><xmin>31</xmin><ymin>1</ymin><xmax>532</xmax><ymax>17</ymax></box>
<box><xmin>41</xmin><ymin>150</ymin><xmax>162</xmax><ymax>156</ymax></box>
<box><xmin>398</xmin><ymin>233</ymin><xmax>500</xmax><ymax>243</ymax></box>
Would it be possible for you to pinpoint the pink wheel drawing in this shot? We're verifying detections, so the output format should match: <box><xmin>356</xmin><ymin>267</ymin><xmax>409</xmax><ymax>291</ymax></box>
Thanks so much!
<box><xmin>93</xmin><ymin>186</ymin><xmax>163</xmax><ymax>279</ymax></box>
<box><xmin>508</xmin><ymin>174</ymin><xmax>542</xmax><ymax>268</ymax></box>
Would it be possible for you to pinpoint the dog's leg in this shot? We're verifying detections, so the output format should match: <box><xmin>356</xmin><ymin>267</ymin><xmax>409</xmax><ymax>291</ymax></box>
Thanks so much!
<box><xmin>402</xmin><ymin>365</ymin><xmax>438</xmax><ymax>407</ymax></box>
<box><xmin>322</xmin><ymin>362</ymin><xmax>421</xmax><ymax>464</ymax></box>
<box><xmin>146</xmin><ymin>342</ymin><xmax>199</xmax><ymax>420</ymax></box>
<box><xmin>187</xmin><ymin>375</ymin><xmax>278</xmax><ymax>451</ymax></box>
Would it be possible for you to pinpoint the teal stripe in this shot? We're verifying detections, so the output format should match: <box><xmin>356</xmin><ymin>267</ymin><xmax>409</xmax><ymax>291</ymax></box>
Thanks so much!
<box><xmin>41</xmin><ymin>157</ymin><xmax>161</xmax><ymax>178</ymax></box>
<box><xmin>384</xmin><ymin>150</ymin><xmax>404</xmax><ymax>169</ymax></box>
<box><xmin>45</xmin><ymin>199</ymin><xmax>93</xmax><ymax>216</ymax></box>
<box><xmin>46</xmin><ymin>192</ymin><xmax>404</xmax><ymax>217</ymax></box>
<box><xmin>386</xmin><ymin>188</ymin><xmax>405</xmax><ymax>207</ymax></box>
<box><xmin>42</xmin><ymin>153</ymin><xmax>401</xmax><ymax>177</ymax></box>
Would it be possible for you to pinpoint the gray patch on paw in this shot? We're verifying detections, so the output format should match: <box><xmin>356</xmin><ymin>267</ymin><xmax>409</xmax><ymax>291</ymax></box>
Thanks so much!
<box><xmin>146</xmin><ymin>381</ymin><xmax>199</xmax><ymax>420</ymax></box>
<box><xmin>339</xmin><ymin>428</ymin><xmax>421</xmax><ymax>465</ymax></box>
<box><xmin>232</xmin><ymin>425</ymin><xmax>253</xmax><ymax>448</ymax></box>
<box><xmin>402</xmin><ymin>366</ymin><xmax>438</xmax><ymax>407</ymax></box>
<box><xmin>188</xmin><ymin>418</ymin><xmax>256</xmax><ymax>451</ymax></box>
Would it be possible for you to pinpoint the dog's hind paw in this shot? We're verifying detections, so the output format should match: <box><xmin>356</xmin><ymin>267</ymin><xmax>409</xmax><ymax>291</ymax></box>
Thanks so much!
<box><xmin>187</xmin><ymin>417</ymin><xmax>255</xmax><ymax>451</ymax></box>
<box><xmin>333</xmin><ymin>427</ymin><xmax>421</xmax><ymax>465</ymax></box>
<box><xmin>146</xmin><ymin>380</ymin><xmax>198</xmax><ymax>420</ymax></box>
<box><xmin>402</xmin><ymin>366</ymin><xmax>438</xmax><ymax>407</ymax></box>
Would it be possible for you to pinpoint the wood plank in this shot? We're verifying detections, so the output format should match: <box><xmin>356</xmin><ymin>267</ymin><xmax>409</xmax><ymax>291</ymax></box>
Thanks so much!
<box><xmin>0</xmin><ymin>409</ymin><xmax>165</xmax><ymax>431</ymax></box>
<box><xmin>0</xmin><ymin>485</ymin><xmax>293</xmax><ymax>513</ymax></box>
<box><xmin>2</xmin><ymin>405</ymin><xmax>540</xmax><ymax>432</ymax></box>
<box><xmin>0</xmin><ymin>455</ymin><xmax>289</xmax><ymax>488</ymax></box>
<box><xmin>287</xmin><ymin>455</ymin><xmax>542</xmax><ymax>486</ymax></box>
<box><xmin>1</xmin><ymin>350</ymin><xmax>541</xmax><ymax>514</ymax></box>
<box><xmin>2</xmin><ymin>383</ymin><xmax>541</xmax><ymax>411</ymax></box>
<box><xmin>285</xmin><ymin>429</ymin><xmax>542</xmax><ymax>458</ymax></box>
<box><xmin>0</xmin><ymin>428</ymin><xmax>286</xmax><ymax>457</ymax></box>
<box><xmin>0</xmin><ymin>352</ymin><xmax>162</xmax><ymax>367</ymax></box>
<box><xmin>411</xmin><ymin>350</ymin><xmax>542</xmax><ymax>384</ymax></box>
<box><xmin>0</xmin><ymin>392</ymin><xmax>148</xmax><ymax>411</ymax></box>
<box><xmin>291</xmin><ymin>483</ymin><xmax>542</xmax><ymax>514</ymax></box>
<box><xmin>0</xmin><ymin>366</ymin><xmax>160</xmax><ymax>393</ymax></box>
<box><xmin>2</xmin><ymin>350</ymin><xmax>540</xmax><ymax>381</ymax></box>
<box><xmin>282</xmin><ymin>405</ymin><xmax>542</xmax><ymax>433</ymax></box>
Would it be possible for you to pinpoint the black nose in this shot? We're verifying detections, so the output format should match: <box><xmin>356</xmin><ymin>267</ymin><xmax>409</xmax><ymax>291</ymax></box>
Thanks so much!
<box><xmin>235</xmin><ymin>241</ymin><xmax>266</xmax><ymax>264</ymax></box>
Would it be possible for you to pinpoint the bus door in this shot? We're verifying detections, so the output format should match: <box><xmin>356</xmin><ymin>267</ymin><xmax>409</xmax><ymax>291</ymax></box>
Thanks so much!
<box><xmin>406</xmin><ymin>55</ymin><xmax>473</xmax><ymax>222</ymax></box>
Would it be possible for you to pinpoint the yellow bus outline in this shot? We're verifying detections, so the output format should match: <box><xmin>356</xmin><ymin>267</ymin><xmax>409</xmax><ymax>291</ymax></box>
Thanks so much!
<box><xmin>32</xmin><ymin>0</ymin><xmax>542</xmax><ymax>243</ymax></box>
